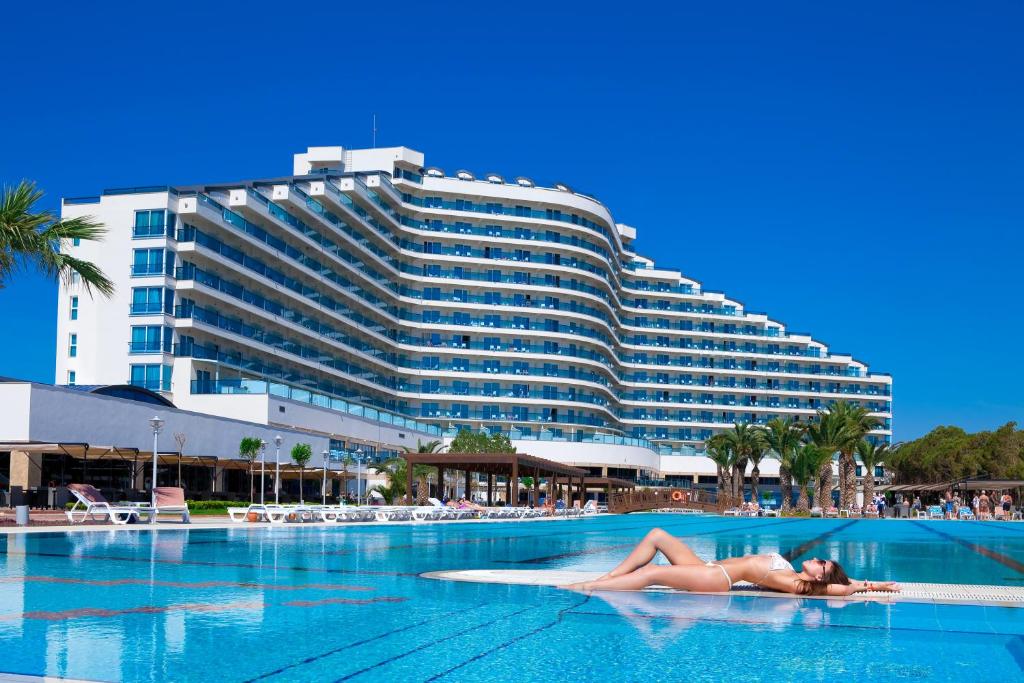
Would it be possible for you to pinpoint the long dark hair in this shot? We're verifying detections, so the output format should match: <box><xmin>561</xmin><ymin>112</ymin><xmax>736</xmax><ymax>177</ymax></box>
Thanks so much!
<box><xmin>796</xmin><ymin>561</ymin><xmax>851</xmax><ymax>596</ymax></box>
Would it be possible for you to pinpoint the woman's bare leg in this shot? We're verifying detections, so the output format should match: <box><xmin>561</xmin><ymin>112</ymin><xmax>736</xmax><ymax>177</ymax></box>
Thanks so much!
<box><xmin>567</xmin><ymin>564</ymin><xmax>730</xmax><ymax>592</ymax></box>
<box><xmin>600</xmin><ymin>528</ymin><xmax>705</xmax><ymax>579</ymax></box>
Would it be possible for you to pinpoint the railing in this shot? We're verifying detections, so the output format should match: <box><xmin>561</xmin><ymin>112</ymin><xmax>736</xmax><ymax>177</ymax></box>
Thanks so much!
<box><xmin>609</xmin><ymin>488</ymin><xmax>721</xmax><ymax>514</ymax></box>
<box><xmin>190</xmin><ymin>378</ymin><xmax>442</xmax><ymax>436</ymax></box>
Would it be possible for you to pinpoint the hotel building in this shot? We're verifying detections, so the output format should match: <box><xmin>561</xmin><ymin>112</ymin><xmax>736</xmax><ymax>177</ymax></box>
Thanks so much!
<box><xmin>52</xmin><ymin>145</ymin><xmax>892</xmax><ymax>486</ymax></box>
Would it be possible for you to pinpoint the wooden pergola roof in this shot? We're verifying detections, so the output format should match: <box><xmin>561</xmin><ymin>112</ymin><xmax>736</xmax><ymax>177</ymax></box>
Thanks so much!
<box><xmin>552</xmin><ymin>476</ymin><xmax>636</xmax><ymax>490</ymax></box>
<box><xmin>402</xmin><ymin>452</ymin><xmax>587</xmax><ymax>478</ymax></box>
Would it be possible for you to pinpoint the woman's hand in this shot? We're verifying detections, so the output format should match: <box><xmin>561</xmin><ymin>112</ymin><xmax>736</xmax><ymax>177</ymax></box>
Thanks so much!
<box><xmin>861</xmin><ymin>580</ymin><xmax>900</xmax><ymax>593</ymax></box>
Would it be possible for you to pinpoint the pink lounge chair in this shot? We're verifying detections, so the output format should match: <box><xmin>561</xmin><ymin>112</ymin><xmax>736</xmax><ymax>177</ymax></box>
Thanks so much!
<box><xmin>154</xmin><ymin>487</ymin><xmax>191</xmax><ymax>523</ymax></box>
<box><xmin>66</xmin><ymin>484</ymin><xmax>154</xmax><ymax>525</ymax></box>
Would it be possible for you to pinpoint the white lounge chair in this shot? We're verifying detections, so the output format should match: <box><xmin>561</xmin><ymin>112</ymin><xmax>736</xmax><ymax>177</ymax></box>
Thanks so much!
<box><xmin>581</xmin><ymin>500</ymin><xmax>598</xmax><ymax>515</ymax></box>
<box><xmin>810</xmin><ymin>506</ymin><xmax>823</xmax><ymax>518</ymax></box>
<box><xmin>66</xmin><ymin>484</ymin><xmax>154</xmax><ymax>525</ymax></box>
<box><xmin>153</xmin><ymin>487</ymin><xmax>190</xmax><ymax>523</ymax></box>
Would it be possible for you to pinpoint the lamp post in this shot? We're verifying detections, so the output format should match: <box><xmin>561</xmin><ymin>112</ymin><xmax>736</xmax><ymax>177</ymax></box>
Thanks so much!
<box><xmin>322</xmin><ymin>449</ymin><xmax>329</xmax><ymax>505</ymax></box>
<box><xmin>149</xmin><ymin>416</ymin><xmax>164</xmax><ymax>509</ymax></box>
<box><xmin>354</xmin><ymin>448</ymin><xmax>364</xmax><ymax>505</ymax></box>
<box><xmin>273</xmin><ymin>435</ymin><xmax>282</xmax><ymax>504</ymax></box>
<box><xmin>259</xmin><ymin>440</ymin><xmax>267</xmax><ymax>505</ymax></box>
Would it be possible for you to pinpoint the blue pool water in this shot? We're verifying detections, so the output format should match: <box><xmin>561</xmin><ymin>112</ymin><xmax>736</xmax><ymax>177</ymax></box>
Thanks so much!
<box><xmin>2</xmin><ymin>515</ymin><xmax>1024</xmax><ymax>682</ymax></box>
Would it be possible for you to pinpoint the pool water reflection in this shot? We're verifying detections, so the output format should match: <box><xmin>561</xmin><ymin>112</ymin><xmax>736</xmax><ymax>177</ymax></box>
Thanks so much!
<box><xmin>1</xmin><ymin>515</ymin><xmax>1023</xmax><ymax>681</ymax></box>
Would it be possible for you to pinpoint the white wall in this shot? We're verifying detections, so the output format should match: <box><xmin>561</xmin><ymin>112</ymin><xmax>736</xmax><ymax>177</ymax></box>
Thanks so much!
<box><xmin>1</xmin><ymin>382</ymin><xmax>329</xmax><ymax>461</ymax></box>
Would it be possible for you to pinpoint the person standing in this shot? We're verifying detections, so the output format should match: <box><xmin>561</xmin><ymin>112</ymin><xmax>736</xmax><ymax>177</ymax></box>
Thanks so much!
<box><xmin>978</xmin><ymin>490</ymin><xmax>991</xmax><ymax>520</ymax></box>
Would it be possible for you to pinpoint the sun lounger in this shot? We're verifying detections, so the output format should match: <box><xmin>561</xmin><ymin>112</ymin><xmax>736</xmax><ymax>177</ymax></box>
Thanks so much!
<box><xmin>66</xmin><ymin>484</ymin><xmax>155</xmax><ymax>525</ymax></box>
<box><xmin>581</xmin><ymin>500</ymin><xmax>598</xmax><ymax>515</ymax></box>
<box><xmin>723</xmin><ymin>508</ymin><xmax>740</xmax><ymax>516</ymax></box>
<box><xmin>927</xmin><ymin>505</ymin><xmax>944</xmax><ymax>519</ymax></box>
<box><xmin>153</xmin><ymin>487</ymin><xmax>190</xmax><ymax>523</ymax></box>
<box><xmin>810</xmin><ymin>506</ymin><xmax>823</xmax><ymax>518</ymax></box>
<box><xmin>958</xmin><ymin>507</ymin><xmax>976</xmax><ymax>520</ymax></box>
<box><xmin>825</xmin><ymin>506</ymin><xmax>839</xmax><ymax>518</ymax></box>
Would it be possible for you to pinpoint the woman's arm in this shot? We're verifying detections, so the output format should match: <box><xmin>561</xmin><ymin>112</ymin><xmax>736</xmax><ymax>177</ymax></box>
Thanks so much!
<box><xmin>826</xmin><ymin>579</ymin><xmax>901</xmax><ymax>596</ymax></box>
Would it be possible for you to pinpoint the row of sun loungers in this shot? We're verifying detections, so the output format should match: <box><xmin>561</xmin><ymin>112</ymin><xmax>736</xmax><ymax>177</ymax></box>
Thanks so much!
<box><xmin>65</xmin><ymin>484</ymin><xmax>190</xmax><ymax>525</ymax></box>
<box><xmin>226</xmin><ymin>499</ymin><xmax>597</xmax><ymax>524</ymax></box>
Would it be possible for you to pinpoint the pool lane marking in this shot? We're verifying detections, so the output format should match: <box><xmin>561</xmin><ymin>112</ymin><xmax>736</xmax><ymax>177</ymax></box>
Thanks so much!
<box><xmin>1</xmin><ymin>596</ymin><xmax>410</xmax><ymax>623</ymax></box>
<box><xmin>508</xmin><ymin>518</ymin><xmax>808</xmax><ymax>564</ymax></box>
<box><xmin>423</xmin><ymin>594</ymin><xmax>592</xmax><ymax>682</ymax></box>
<box><xmin>0</xmin><ymin>600</ymin><xmax>264</xmax><ymax>621</ymax></box>
<box><xmin>913</xmin><ymin>521</ymin><xmax>1024</xmax><ymax>574</ymax></box>
<box><xmin>0</xmin><ymin>575</ymin><xmax>374</xmax><ymax>591</ymax></box>
<box><xmin>0</xmin><ymin>550</ymin><xmax>420</xmax><ymax>577</ymax></box>
<box><xmin>781</xmin><ymin>519</ymin><xmax>860</xmax><ymax>562</ymax></box>
<box><xmin>332</xmin><ymin>605</ymin><xmax>536</xmax><ymax>682</ymax></box>
<box><xmin>242</xmin><ymin>602</ymin><xmax>494</xmax><ymax>683</ymax></box>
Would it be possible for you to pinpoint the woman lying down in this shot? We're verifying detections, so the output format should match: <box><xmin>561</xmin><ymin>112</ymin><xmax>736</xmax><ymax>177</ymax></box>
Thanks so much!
<box><xmin>561</xmin><ymin>528</ymin><xmax>900</xmax><ymax>596</ymax></box>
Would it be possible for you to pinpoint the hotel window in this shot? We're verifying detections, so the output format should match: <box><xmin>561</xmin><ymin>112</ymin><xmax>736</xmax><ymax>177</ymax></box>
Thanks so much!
<box><xmin>72</xmin><ymin>238</ymin><xmax>81</xmax><ymax>246</ymax></box>
<box><xmin>132</xmin><ymin>248</ymin><xmax>164</xmax><ymax>276</ymax></box>
<box><xmin>134</xmin><ymin>209</ymin><xmax>174</xmax><ymax>238</ymax></box>
<box><xmin>130</xmin><ymin>364</ymin><xmax>171</xmax><ymax>391</ymax></box>
<box><xmin>68</xmin><ymin>333</ymin><xmax>77</xmax><ymax>357</ymax></box>
<box><xmin>130</xmin><ymin>325</ymin><xmax>162</xmax><ymax>353</ymax></box>
<box><xmin>69</xmin><ymin>295</ymin><xmax>79</xmax><ymax>320</ymax></box>
<box><xmin>131</xmin><ymin>287</ymin><xmax>163</xmax><ymax>314</ymax></box>
<box><xmin>67</xmin><ymin>370</ymin><xmax>76</xmax><ymax>386</ymax></box>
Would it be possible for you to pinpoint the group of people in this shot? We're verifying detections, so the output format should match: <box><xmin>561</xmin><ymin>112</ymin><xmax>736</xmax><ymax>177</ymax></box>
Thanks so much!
<box><xmin>942</xmin><ymin>489</ymin><xmax>1014</xmax><ymax>519</ymax></box>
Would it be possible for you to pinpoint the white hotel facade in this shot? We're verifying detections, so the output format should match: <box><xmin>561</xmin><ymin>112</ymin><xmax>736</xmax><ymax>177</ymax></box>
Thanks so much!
<box><xmin>53</xmin><ymin>145</ymin><xmax>892</xmax><ymax>486</ymax></box>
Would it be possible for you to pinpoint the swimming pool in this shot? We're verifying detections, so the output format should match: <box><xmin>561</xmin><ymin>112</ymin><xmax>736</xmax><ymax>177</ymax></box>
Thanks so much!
<box><xmin>2</xmin><ymin>515</ymin><xmax>1023</xmax><ymax>681</ymax></box>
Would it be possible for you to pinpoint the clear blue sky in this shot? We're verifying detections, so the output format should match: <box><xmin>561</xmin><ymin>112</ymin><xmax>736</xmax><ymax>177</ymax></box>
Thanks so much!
<box><xmin>1</xmin><ymin>1</ymin><xmax>1021</xmax><ymax>440</ymax></box>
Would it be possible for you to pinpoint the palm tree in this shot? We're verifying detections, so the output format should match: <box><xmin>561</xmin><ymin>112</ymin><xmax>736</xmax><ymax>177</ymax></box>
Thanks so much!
<box><xmin>0</xmin><ymin>181</ymin><xmax>114</xmax><ymax>295</ymax></box>
<box><xmin>290</xmin><ymin>443</ymin><xmax>312</xmax><ymax>504</ymax></box>
<box><xmin>705</xmin><ymin>440</ymin><xmax>733</xmax><ymax>506</ymax></box>
<box><xmin>805</xmin><ymin>410</ymin><xmax>845</xmax><ymax>508</ymax></box>
<box><xmin>401</xmin><ymin>440</ymin><xmax>443</xmax><ymax>504</ymax></box>
<box><xmin>747</xmin><ymin>440</ymin><xmax>769</xmax><ymax>506</ymax></box>
<box><xmin>792</xmin><ymin>443</ymin><xmax>831</xmax><ymax>513</ymax></box>
<box><xmin>238</xmin><ymin>437</ymin><xmax>263</xmax><ymax>503</ymax></box>
<box><xmin>828</xmin><ymin>402</ymin><xmax>883</xmax><ymax>509</ymax></box>
<box><xmin>856</xmin><ymin>440</ymin><xmax>889</xmax><ymax>514</ymax></box>
<box><xmin>719</xmin><ymin>424</ymin><xmax>766</xmax><ymax>503</ymax></box>
<box><xmin>762</xmin><ymin>417</ymin><xmax>804</xmax><ymax>512</ymax></box>
<box><xmin>372</xmin><ymin>457</ymin><xmax>411</xmax><ymax>504</ymax></box>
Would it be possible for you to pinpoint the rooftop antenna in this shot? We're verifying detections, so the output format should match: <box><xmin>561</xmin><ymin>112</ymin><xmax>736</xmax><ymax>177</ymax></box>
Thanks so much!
<box><xmin>372</xmin><ymin>113</ymin><xmax>377</xmax><ymax>148</ymax></box>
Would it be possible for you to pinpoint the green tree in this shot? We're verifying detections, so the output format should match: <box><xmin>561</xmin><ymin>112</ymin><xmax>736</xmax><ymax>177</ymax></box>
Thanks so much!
<box><xmin>792</xmin><ymin>444</ymin><xmax>832</xmax><ymax>513</ymax></box>
<box><xmin>762</xmin><ymin>417</ymin><xmax>804</xmax><ymax>512</ymax></box>
<box><xmin>238</xmin><ymin>437</ymin><xmax>263</xmax><ymax>503</ymax></box>
<box><xmin>856</xmin><ymin>440</ymin><xmax>889</xmax><ymax>513</ymax></box>
<box><xmin>290</xmin><ymin>443</ymin><xmax>312</xmax><ymax>504</ymax></box>
<box><xmin>806</xmin><ymin>410</ymin><xmax>846</xmax><ymax>508</ymax></box>
<box><xmin>886</xmin><ymin>422</ymin><xmax>1024</xmax><ymax>484</ymax></box>
<box><xmin>828</xmin><ymin>401</ymin><xmax>883</xmax><ymax>509</ymax></box>
<box><xmin>705</xmin><ymin>440</ymin><xmax>733</xmax><ymax>506</ymax></box>
<box><xmin>719</xmin><ymin>424</ymin><xmax>766</xmax><ymax>502</ymax></box>
<box><xmin>401</xmin><ymin>440</ymin><xmax>443</xmax><ymax>504</ymax></box>
<box><xmin>0</xmin><ymin>181</ymin><xmax>114</xmax><ymax>295</ymax></box>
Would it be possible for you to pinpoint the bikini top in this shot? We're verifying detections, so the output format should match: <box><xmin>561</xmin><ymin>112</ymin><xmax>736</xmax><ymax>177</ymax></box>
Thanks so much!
<box><xmin>754</xmin><ymin>553</ymin><xmax>795</xmax><ymax>585</ymax></box>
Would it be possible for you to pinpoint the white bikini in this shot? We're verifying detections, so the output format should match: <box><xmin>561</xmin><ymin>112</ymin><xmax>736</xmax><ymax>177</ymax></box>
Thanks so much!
<box><xmin>707</xmin><ymin>552</ymin><xmax>794</xmax><ymax>587</ymax></box>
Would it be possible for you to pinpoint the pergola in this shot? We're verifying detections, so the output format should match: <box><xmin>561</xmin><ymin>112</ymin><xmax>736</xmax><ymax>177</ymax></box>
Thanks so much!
<box><xmin>552</xmin><ymin>476</ymin><xmax>636</xmax><ymax>500</ymax></box>
<box><xmin>402</xmin><ymin>452</ymin><xmax>588</xmax><ymax>506</ymax></box>
<box><xmin>0</xmin><ymin>441</ymin><xmax>352</xmax><ymax>492</ymax></box>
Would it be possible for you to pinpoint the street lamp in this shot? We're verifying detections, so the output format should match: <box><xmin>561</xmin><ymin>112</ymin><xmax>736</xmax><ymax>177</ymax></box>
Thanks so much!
<box><xmin>354</xmin><ymin>448</ymin><xmax>365</xmax><ymax>505</ymax></box>
<box><xmin>149</xmin><ymin>416</ymin><xmax>164</xmax><ymax>509</ymax></box>
<box><xmin>322</xmin><ymin>449</ymin><xmax>329</xmax><ymax>506</ymax></box>
<box><xmin>273</xmin><ymin>435</ymin><xmax>282</xmax><ymax>504</ymax></box>
<box><xmin>259</xmin><ymin>440</ymin><xmax>267</xmax><ymax>505</ymax></box>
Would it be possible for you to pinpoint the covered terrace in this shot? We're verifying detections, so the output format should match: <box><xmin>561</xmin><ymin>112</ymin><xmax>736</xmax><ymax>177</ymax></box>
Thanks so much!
<box><xmin>402</xmin><ymin>452</ymin><xmax>587</xmax><ymax>506</ymax></box>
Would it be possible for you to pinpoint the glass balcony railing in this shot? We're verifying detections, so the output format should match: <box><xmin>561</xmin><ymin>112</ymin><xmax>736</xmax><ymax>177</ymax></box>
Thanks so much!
<box><xmin>190</xmin><ymin>379</ymin><xmax>441</xmax><ymax>436</ymax></box>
